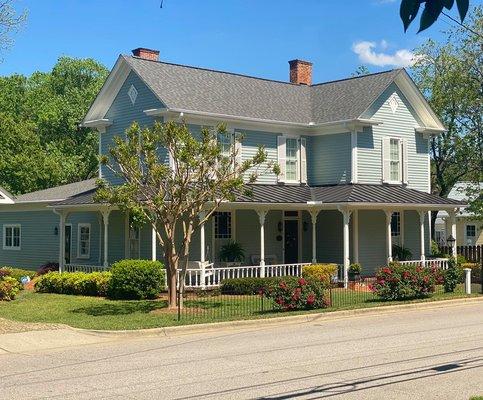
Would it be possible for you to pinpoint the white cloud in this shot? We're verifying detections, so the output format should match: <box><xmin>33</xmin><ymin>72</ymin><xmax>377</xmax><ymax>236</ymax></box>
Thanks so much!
<box><xmin>352</xmin><ymin>40</ymin><xmax>419</xmax><ymax>68</ymax></box>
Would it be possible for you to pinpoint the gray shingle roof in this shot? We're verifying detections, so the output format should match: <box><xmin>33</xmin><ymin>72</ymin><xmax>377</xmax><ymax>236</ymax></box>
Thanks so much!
<box><xmin>52</xmin><ymin>183</ymin><xmax>464</xmax><ymax>207</ymax></box>
<box><xmin>124</xmin><ymin>56</ymin><xmax>401</xmax><ymax>124</ymax></box>
<box><xmin>15</xmin><ymin>179</ymin><xmax>97</xmax><ymax>203</ymax></box>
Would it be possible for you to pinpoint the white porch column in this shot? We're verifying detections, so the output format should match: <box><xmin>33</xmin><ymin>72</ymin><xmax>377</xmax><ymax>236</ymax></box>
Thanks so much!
<box><xmin>385</xmin><ymin>210</ymin><xmax>393</xmax><ymax>263</ymax></box>
<box><xmin>418</xmin><ymin>210</ymin><xmax>426</xmax><ymax>261</ymax></box>
<box><xmin>101</xmin><ymin>209</ymin><xmax>111</xmax><ymax>268</ymax></box>
<box><xmin>449</xmin><ymin>210</ymin><xmax>457</xmax><ymax>257</ymax></box>
<box><xmin>257</xmin><ymin>210</ymin><xmax>268</xmax><ymax>277</ymax></box>
<box><xmin>151</xmin><ymin>226</ymin><xmax>157</xmax><ymax>261</ymax></box>
<box><xmin>56</xmin><ymin>210</ymin><xmax>66</xmax><ymax>273</ymax></box>
<box><xmin>353</xmin><ymin>209</ymin><xmax>359</xmax><ymax>264</ymax></box>
<box><xmin>309</xmin><ymin>209</ymin><xmax>319</xmax><ymax>264</ymax></box>
<box><xmin>199</xmin><ymin>211</ymin><xmax>207</xmax><ymax>264</ymax></box>
<box><xmin>338</xmin><ymin>207</ymin><xmax>352</xmax><ymax>289</ymax></box>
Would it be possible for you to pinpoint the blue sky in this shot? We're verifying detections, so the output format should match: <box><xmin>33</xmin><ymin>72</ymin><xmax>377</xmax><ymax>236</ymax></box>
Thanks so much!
<box><xmin>0</xmin><ymin>0</ymin><xmax>460</xmax><ymax>82</ymax></box>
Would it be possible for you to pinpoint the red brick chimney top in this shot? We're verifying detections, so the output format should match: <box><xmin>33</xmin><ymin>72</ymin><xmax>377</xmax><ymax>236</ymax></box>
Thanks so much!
<box><xmin>289</xmin><ymin>59</ymin><xmax>313</xmax><ymax>85</ymax></box>
<box><xmin>132</xmin><ymin>48</ymin><xmax>160</xmax><ymax>61</ymax></box>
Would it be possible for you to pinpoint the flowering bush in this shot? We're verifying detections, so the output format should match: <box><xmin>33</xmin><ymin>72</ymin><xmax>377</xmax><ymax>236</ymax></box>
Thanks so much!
<box><xmin>302</xmin><ymin>264</ymin><xmax>338</xmax><ymax>285</ymax></box>
<box><xmin>371</xmin><ymin>262</ymin><xmax>437</xmax><ymax>300</ymax></box>
<box><xmin>0</xmin><ymin>275</ymin><xmax>22</xmax><ymax>301</ymax></box>
<box><xmin>262</xmin><ymin>277</ymin><xmax>329</xmax><ymax>311</ymax></box>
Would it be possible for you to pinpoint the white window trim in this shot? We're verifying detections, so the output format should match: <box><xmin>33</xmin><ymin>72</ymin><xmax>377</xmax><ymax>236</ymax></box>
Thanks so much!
<box><xmin>387</xmin><ymin>137</ymin><xmax>403</xmax><ymax>184</ymax></box>
<box><xmin>3</xmin><ymin>224</ymin><xmax>21</xmax><ymax>250</ymax></box>
<box><xmin>283</xmin><ymin>135</ymin><xmax>301</xmax><ymax>184</ymax></box>
<box><xmin>77</xmin><ymin>223</ymin><xmax>91</xmax><ymax>259</ymax></box>
<box><xmin>464</xmin><ymin>223</ymin><xmax>477</xmax><ymax>245</ymax></box>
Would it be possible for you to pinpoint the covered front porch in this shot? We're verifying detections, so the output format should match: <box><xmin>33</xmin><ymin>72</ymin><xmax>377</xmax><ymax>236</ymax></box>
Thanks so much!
<box><xmin>50</xmin><ymin>184</ymin><xmax>463</xmax><ymax>288</ymax></box>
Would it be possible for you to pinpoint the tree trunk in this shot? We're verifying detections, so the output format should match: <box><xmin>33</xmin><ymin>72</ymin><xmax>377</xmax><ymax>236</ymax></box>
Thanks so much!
<box><xmin>167</xmin><ymin>266</ymin><xmax>177</xmax><ymax>309</ymax></box>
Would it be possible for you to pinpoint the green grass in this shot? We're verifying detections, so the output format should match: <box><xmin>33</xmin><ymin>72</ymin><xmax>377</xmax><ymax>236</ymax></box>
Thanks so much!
<box><xmin>0</xmin><ymin>287</ymin><xmax>479</xmax><ymax>331</ymax></box>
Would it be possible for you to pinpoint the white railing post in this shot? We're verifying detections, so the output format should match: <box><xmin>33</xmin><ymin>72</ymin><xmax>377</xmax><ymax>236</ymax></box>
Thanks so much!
<box><xmin>200</xmin><ymin>262</ymin><xmax>206</xmax><ymax>290</ymax></box>
<box><xmin>464</xmin><ymin>268</ymin><xmax>472</xmax><ymax>295</ymax></box>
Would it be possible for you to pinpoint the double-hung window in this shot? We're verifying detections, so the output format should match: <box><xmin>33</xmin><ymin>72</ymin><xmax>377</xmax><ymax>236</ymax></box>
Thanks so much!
<box><xmin>285</xmin><ymin>138</ymin><xmax>299</xmax><ymax>181</ymax></box>
<box><xmin>78</xmin><ymin>223</ymin><xmax>91</xmax><ymax>259</ymax></box>
<box><xmin>214</xmin><ymin>212</ymin><xmax>232</xmax><ymax>239</ymax></box>
<box><xmin>465</xmin><ymin>224</ymin><xmax>476</xmax><ymax>245</ymax></box>
<box><xmin>389</xmin><ymin>138</ymin><xmax>401</xmax><ymax>182</ymax></box>
<box><xmin>391</xmin><ymin>212</ymin><xmax>402</xmax><ymax>245</ymax></box>
<box><xmin>3</xmin><ymin>224</ymin><xmax>20</xmax><ymax>250</ymax></box>
<box><xmin>218</xmin><ymin>132</ymin><xmax>232</xmax><ymax>158</ymax></box>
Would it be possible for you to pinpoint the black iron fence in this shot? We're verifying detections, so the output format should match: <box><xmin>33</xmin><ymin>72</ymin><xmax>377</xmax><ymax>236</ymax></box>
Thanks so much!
<box><xmin>176</xmin><ymin>272</ymin><xmax>479</xmax><ymax>323</ymax></box>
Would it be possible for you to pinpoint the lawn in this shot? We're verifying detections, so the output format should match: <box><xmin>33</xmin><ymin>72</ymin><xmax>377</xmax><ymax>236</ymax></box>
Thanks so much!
<box><xmin>0</xmin><ymin>286</ymin><xmax>479</xmax><ymax>331</ymax></box>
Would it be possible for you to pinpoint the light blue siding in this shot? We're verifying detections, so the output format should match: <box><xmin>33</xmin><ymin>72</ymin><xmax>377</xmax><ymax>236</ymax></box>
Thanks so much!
<box><xmin>67</xmin><ymin>212</ymin><xmax>102</xmax><ymax>265</ymax></box>
<box><xmin>105</xmin><ymin>211</ymin><xmax>126</xmax><ymax>264</ymax></box>
<box><xmin>101</xmin><ymin>71</ymin><xmax>166</xmax><ymax>185</ymax></box>
<box><xmin>307</xmin><ymin>133</ymin><xmax>351</xmax><ymax>185</ymax></box>
<box><xmin>240</xmin><ymin>130</ymin><xmax>279</xmax><ymax>184</ymax></box>
<box><xmin>0</xmin><ymin>210</ymin><xmax>60</xmax><ymax>269</ymax></box>
<box><xmin>358</xmin><ymin>83</ymin><xmax>430</xmax><ymax>192</ymax></box>
<box><xmin>315</xmin><ymin>210</ymin><xmax>344</xmax><ymax>264</ymax></box>
<box><xmin>358</xmin><ymin>210</ymin><xmax>387</xmax><ymax>275</ymax></box>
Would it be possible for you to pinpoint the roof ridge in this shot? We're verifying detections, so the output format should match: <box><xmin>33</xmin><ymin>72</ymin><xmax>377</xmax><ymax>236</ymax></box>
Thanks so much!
<box><xmin>16</xmin><ymin>178</ymin><xmax>96</xmax><ymax>198</ymax></box>
<box><xmin>126</xmin><ymin>55</ymin><xmax>400</xmax><ymax>89</ymax></box>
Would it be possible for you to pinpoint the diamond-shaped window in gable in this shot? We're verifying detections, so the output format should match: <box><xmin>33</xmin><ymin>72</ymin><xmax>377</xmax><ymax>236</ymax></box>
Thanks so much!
<box><xmin>128</xmin><ymin>85</ymin><xmax>138</xmax><ymax>105</ymax></box>
<box><xmin>388</xmin><ymin>94</ymin><xmax>399</xmax><ymax>114</ymax></box>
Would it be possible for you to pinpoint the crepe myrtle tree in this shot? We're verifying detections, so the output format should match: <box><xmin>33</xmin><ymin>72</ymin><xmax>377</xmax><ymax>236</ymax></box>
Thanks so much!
<box><xmin>96</xmin><ymin>121</ymin><xmax>279</xmax><ymax>308</ymax></box>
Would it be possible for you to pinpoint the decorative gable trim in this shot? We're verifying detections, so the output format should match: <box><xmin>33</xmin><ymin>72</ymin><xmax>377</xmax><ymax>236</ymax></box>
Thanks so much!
<box><xmin>0</xmin><ymin>188</ymin><xmax>15</xmax><ymax>204</ymax></box>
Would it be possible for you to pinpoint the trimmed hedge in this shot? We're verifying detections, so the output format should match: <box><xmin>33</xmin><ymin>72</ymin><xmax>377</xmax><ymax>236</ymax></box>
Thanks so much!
<box><xmin>220</xmin><ymin>276</ymin><xmax>300</xmax><ymax>295</ymax></box>
<box><xmin>0</xmin><ymin>267</ymin><xmax>36</xmax><ymax>283</ymax></box>
<box><xmin>107</xmin><ymin>260</ymin><xmax>165</xmax><ymax>300</ymax></box>
<box><xmin>302</xmin><ymin>264</ymin><xmax>338</xmax><ymax>284</ymax></box>
<box><xmin>35</xmin><ymin>271</ymin><xmax>111</xmax><ymax>297</ymax></box>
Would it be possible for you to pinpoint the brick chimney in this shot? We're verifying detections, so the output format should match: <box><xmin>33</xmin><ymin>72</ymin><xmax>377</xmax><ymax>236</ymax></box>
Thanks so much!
<box><xmin>289</xmin><ymin>59</ymin><xmax>312</xmax><ymax>85</ymax></box>
<box><xmin>132</xmin><ymin>48</ymin><xmax>160</xmax><ymax>61</ymax></box>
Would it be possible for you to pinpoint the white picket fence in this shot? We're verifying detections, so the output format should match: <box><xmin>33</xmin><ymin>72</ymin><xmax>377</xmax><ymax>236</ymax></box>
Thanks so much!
<box><xmin>178</xmin><ymin>263</ymin><xmax>310</xmax><ymax>289</ymax></box>
<box><xmin>399</xmin><ymin>258</ymin><xmax>449</xmax><ymax>270</ymax></box>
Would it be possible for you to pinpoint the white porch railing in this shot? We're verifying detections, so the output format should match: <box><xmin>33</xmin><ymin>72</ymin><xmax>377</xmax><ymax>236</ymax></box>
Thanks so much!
<box><xmin>178</xmin><ymin>262</ymin><xmax>311</xmax><ymax>289</ymax></box>
<box><xmin>64</xmin><ymin>264</ymin><xmax>108</xmax><ymax>273</ymax></box>
<box><xmin>399</xmin><ymin>258</ymin><xmax>449</xmax><ymax>270</ymax></box>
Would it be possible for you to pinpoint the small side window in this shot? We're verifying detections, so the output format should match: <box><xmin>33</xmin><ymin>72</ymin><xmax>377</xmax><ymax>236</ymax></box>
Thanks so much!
<box><xmin>3</xmin><ymin>224</ymin><xmax>21</xmax><ymax>250</ymax></box>
<box><xmin>77</xmin><ymin>223</ymin><xmax>91</xmax><ymax>259</ymax></box>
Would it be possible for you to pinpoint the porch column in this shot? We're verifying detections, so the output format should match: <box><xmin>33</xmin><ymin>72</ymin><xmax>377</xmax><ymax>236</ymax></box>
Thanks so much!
<box><xmin>449</xmin><ymin>210</ymin><xmax>457</xmax><ymax>257</ymax></box>
<box><xmin>101</xmin><ymin>208</ymin><xmax>111</xmax><ymax>268</ymax></box>
<box><xmin>385</xmin><ymin>210</ymin><xmax>393</xmax><ymax>263</ymax></box>
<box><xmin>309</xmin><ymin>209</ymin><xmax>319</xmax><ymax>264</ymax></box>
<box><xmin>257</xmin><ymin>210</ymin><xmax>268</xmax><ymax>277</ymax></box>
<box><xmin>151</xmin><ymin>226</ymin><xmax>157</xmax><ymax>261</ymax></box>
<box><xmin>339</xmin><ymin>207</ymin><xmax>352</xmax><ymax>289</ymax></box>
<box><xmin>418</xmin><ymin>210</ymin><xmax>426</xmax><ymax>261</ymax></box>
<box><xmin>353</xmin><ymin>209</ymin><xmax>359</xmax><ymax>264</ymax></box>
<box><xmin>55</xmin><ymin>210</ymin><xmax>66</xmax><ymax>273</ymax></box>
<box><xmin>199</xmin><ymin>211</ymin><xmax>207</xmax><ymax>263</ymax></box>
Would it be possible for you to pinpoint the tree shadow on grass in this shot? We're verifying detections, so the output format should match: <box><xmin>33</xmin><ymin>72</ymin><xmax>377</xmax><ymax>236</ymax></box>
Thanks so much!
<box><xmin>71</xmin><ymin>300</ymin><xmax>169</xmax><ymax>316</ymax></box>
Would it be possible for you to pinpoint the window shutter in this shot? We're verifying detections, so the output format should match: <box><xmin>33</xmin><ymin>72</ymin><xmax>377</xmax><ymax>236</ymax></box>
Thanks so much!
<box><xmin>234</xmin><ymin>132</ymin><xmax>242</xmax><ymax>168</ymax></box>
<box><xmin>300</xmin><ymin>137</ymin><xmax>307</xmax><ymax>183</ymax></box>
<box><xmin>382</xmin><ymin>137</ymin><xmax>390</xmax><ymax>183</ymax></box>
<box><xmin>277</xmin><ymin>136</ymin><xmax>286</xmax><ymax>182</ymax></box>
<box><xmin>402</xmin><ymin>139</ymin><xmax>409</xmax><ymax>184</ymax></box>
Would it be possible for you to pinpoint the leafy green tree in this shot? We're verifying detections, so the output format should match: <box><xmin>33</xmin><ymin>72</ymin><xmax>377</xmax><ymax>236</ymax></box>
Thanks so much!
<box><xmin>411</xmin><ymin>6</ymin><xmax>482</xmax><ymax>235</ymax></box>
<box><xmin>96</xmin><ymin>121</ymin><xmax>278</xmax><ymax>307</ymax></box>
<box><xmin>351</xmin><ymin>65</ymin><xmax>371</xmax><ymax>77</ymax></box>
<box><xmin>0</xmin><ymin>57</ymin><xmax>108</xmax><ymax>195</ymax></box>
<box><xmin>400</xmin><ymin>0</ymin><xmax>469</xmax><ymax>33</ymax></box>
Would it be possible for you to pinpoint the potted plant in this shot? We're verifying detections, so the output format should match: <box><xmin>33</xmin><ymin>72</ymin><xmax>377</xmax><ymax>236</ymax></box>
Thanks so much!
<box><xmin>348</xmin><ymin>263</ymin><xmax>362</xmax><ymax>281</ymax></box>
<box><xmin>392</xmin><ymin>245</ymin><xmax>413</xmax><ymax>261</ymax></box>
<box><xmin>219</xmin><ymin>241</ymin><xmax>245</xmax><ymax>267</ymax></box>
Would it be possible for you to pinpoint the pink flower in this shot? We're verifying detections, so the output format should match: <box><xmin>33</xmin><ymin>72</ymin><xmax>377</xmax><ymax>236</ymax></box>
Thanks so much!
<box><xmin>298</xmin><ymin>278</ymin><xmax>307</xmax><ymax>286</ymax></box>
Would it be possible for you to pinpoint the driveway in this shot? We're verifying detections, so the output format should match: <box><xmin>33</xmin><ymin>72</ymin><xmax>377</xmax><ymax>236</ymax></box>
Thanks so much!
<box><xmin>0</xmin><ymin>302</ymin><xmax>482</xmax><ymax>399</ymax></box>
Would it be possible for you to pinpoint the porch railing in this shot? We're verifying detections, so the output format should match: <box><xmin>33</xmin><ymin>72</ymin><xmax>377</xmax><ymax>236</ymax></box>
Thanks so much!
<box><xmin>179</xmin><ymin>262</ymin><xmax>311</xmax><ymax>289</ymax></box>
<box><xmin>64</xmin><ymin>264</ymin><xmax>108</xmax><ymax>273</ymax></box>
<box><xmin>399</xmin><ymin>258</ymin><xmax>449</xmax><ymax>270</ymax></box>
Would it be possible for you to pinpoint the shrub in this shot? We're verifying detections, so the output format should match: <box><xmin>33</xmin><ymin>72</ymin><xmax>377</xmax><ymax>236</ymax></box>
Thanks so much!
<box><xmin>302</xmin><ymin>264</ymin><xmax>338</xmax><ymax>284</ymax></box>
<box><xmin>220</xmin><ymin>276</ymin><xmax>300</xmax><ymax>295</ymax></box>
<box><xmin>219</xmin><ymin>241</ymin><xmax>245</xmax><ymax>262</ymax></box>
<box><xmin>37</xmin><ymin>262</ymin><xmax>59</xmax><ymax>275</ymax></box>
<box><xmin>1</xmin><ymin>267</ymin><xmax>36</xmax><ymax>283</ymax></box>
<box><xmin>0</xmin><ymin>276</ymin><xmax>22</xmax><ymax>301</ymax></box>
<box><xmin>35</xmin><ymin>271</ymin><xmax>112</xmax><ymax>296</ymax></box>
<box><xmin>443</xmin><ymin>257</ymin><xmax>463</xmax><ymax>293</ymax></box>
<box><xmin>107</xmin><ymin>259</ymin><xmax>165</xmax><ymax>300</ymax></box>
<box><xmin>392</xmin><ymin>245</ymin><xmax>413</xmax><ymax>261</ymax></box>
<box><xmin>261</xmin><ymin>277</ymin><xmax>329</xmax><ymax>311</ymax></box>
<box><xmin>372</xmin><ymin>262</ymin><xmax>436</xmax><ymax>300</ymax></box>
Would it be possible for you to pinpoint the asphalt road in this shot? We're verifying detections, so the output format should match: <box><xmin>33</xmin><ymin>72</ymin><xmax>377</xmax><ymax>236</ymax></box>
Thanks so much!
<box><xmin>0</xmin><ymin>302</ymin><xmax>482</xmax><ymax>400</ymax></box>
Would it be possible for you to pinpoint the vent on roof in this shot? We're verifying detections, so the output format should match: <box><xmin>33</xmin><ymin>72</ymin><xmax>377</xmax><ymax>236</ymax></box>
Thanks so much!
<box><xmin>128</xmin><ymin>85</ymin><xmax>138</xmax><ymax>105</ymax></box>
<box><xmin>132</xmin><ymin>47</ymin><xmax>160</xmax><ymax>61</ymax></box>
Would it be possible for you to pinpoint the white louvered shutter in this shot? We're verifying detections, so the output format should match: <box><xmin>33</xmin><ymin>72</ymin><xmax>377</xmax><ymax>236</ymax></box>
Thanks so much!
<box><xmin>277</xmin><ymin>136</ymin><xmax>286</xmax><ymax>182</ymax></box>
<box><xmin>402</xmin><ymin>139</ymin><xmax>409</xmax><ymax>184</ymax></box>
<box><xmin>300</xmin><ymin>137</ymin><xmax>307</xmax><ymax>183</ymax></box>
<box><xmin>382</xmin><ymin>137</ymin><xmax>390</xmax><ymax>183</ymax></box>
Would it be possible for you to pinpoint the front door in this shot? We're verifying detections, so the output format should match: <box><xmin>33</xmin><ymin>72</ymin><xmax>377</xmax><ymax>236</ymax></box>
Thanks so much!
<box><xmin>64</xmin><ymin>225</ymin><xmax>71</xmax><ymax>264</ymax></box>
<box><xmin>284</xmin><ymin>219</ymin><xmax>299</xmax><ymax>263</ymax></box>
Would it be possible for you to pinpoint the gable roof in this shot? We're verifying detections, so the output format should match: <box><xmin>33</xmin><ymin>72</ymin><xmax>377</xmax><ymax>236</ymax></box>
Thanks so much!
<box><xmin>0</xmin><ymin>186</ymin><xmax>15</xmax><ymax>204</ymax></box>
<box><xmin>84</xmin><ymin>55</ymin><xmax>444</xmax><ymax>131</ymax></box>
<box><xmin>14</xmin><ymin>179</ymin><xmax>97</xmax><ymax>203</ymax></box>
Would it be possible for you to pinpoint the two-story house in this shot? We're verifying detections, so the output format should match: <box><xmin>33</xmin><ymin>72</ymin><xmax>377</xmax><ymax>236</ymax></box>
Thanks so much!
<box><xmin>0</xmin><ymin>48</ymin><xmax>464</xmax><ymax>278</ymax></box>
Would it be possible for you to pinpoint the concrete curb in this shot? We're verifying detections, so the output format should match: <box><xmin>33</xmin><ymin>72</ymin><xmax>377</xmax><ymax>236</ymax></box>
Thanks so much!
<box><xmin>73</xmin><ymin>296</ymin><xmax>483</xmax><ymax>339</ymax></box>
